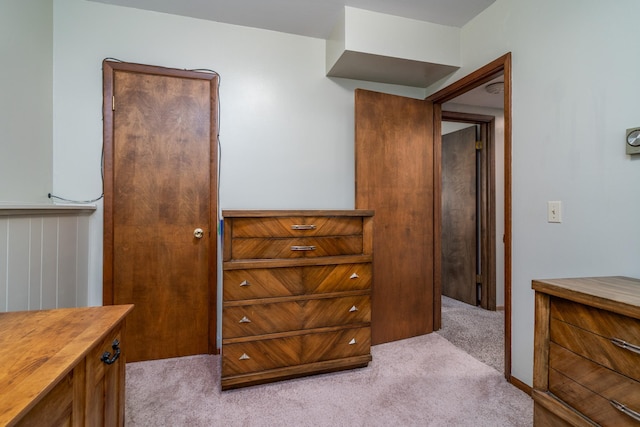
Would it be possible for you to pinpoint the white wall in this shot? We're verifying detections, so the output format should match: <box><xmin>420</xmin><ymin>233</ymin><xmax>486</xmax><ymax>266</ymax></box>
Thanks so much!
<box><xmin>52</xmin><ymin>0</ymin><xmax>426</xmax><ymax>307</ymax></box>
<box><xmin>0</xmin><ymin>0</ymin><xmax>53</xmax><ymax>202</ymax></box>
<box><xmin>427</xmin><ymin>0</ymin><xmax>640</xmax><ymax>385</ymax></box>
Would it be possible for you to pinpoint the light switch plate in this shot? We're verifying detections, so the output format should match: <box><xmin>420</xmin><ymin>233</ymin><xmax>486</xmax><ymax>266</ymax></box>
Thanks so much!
<box><xmin>547</xmin><ymin>201</ymin><xmax>562</xmax><ymax>223</ymax></box>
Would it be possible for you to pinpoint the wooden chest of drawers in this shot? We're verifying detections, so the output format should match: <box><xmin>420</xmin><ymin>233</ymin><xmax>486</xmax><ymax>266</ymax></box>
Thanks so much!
<box><xmin>532</xmin><ymin>277</ymin><xmax>640</xmax><ymax>426</ymax></box>
<box><xmin>0</xmin><ymin>305</ymin><xmax>133</xmax><ymax>426</ymax></box>
<box><xmin>221</xmin><ymin>210</ymin><xmax>374</xmax><ymax>390</ymax></box>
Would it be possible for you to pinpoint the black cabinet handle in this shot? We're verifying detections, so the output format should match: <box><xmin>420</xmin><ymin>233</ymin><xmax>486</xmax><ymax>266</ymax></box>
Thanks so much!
<box><xmin>100</xmin><ymin>339</ymin><xmax>121</xmax><ymax>365</ymax></box>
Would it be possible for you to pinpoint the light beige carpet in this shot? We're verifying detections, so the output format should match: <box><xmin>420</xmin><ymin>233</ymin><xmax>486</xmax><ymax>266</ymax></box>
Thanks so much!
<box><xmin>126</xmin><ymin>333</ymin><xmax>532</xmax><ymax>426</ymax></box>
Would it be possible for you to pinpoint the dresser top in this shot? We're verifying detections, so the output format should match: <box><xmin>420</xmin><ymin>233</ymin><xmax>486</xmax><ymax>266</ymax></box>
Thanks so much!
<box><xmin>222</xmin><ymin>209</ymin><xmax>374</xmax><ymax>218</ymax></box>
<box><xmin>0</xmin><ymin>304</ymin><xmax>133</xmax><ymax>425</ymax></box>
<box><xmin>532</xmin><ymin>276</ymin><xmax>640</xmax><ymax>319</ymax></box>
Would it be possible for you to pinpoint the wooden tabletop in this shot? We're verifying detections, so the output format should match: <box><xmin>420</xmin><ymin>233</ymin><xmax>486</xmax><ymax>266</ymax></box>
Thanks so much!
<box><xmin>532</xmin><ymin>276</ymin><xmax>640</xmax><ymax>319</ymax></box>
<box><xmin>0</xmin><ymin>304</ymin><xmax>133</xmax><ymax>425</ymax></box>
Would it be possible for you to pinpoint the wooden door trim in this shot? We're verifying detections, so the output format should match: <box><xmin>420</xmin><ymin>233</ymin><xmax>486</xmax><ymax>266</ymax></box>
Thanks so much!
<box><xmin>427</xmin><ymin>52</ymin><xmax>512</xmax><ymax>379</ymax></box>
<box><xmin>102</xmin><ymin>59</ymin><xmax>220</xmax><ymax>354</ymax></box>
<box><xmin>441</xmin><ymin>112</ymin><xmax>496</xmax><ymax>311</ymax></box>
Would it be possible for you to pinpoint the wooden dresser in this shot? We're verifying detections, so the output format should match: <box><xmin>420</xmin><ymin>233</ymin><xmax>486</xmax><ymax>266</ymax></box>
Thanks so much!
<box><xmin>221</xmin><ymin>210</ymin><xmax>374</xmax><ymax>390</ymax></box>
<box><xmin>532</xmin><ymin>276</ymin><xmax>640</xmax><ymax>426</ymax></box>
<box><xmin>0</xmin><ymin>304</ymin><xmax>133</xmax><ymax>427</ymax></box>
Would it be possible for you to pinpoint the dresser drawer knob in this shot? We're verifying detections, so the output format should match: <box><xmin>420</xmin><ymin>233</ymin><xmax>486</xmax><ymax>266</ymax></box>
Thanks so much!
<box><xmin>350</xmin><ymin>273</ymin><xmax>359</xmax><ymax>279</ymax></box>
<box><xmin>239</xmin><ymin>280</ymin><xmax>251</xmax><ymax>287</ymax></box>
<box><xmin>611</xmin><ymin>400</ymin><xmax>640</xmax><ymax>422</ymax></box>
<box><xmin>349</xmin><ymin>305</ymin><xmax>358</xmax><ymax>313</ymax></box>
<box><xmin>611</xmin><ymin>338</ymin><xmax>640</xmax><ymax>355</ymax></box>
<box><xmin>291</xmin><ymin>245</ymin><xmax>316</xmax><ymax>251</ymax></box>
<box><xmin>239</xmin><ymin>353</ymin><xmax>251</xmax><ymax>361</ymax></box>
<box><xmin>239</xmin><ymin>316</ymin><xmax>252</xmax><ymax>323</ymax></box>
<box><xmin>291</xmin><ymin>224</ymin><xmax>316</xmax><ymax>230</ymax></box>
<box><xmin>348</xmin><ymin>338</ymin><xmax>357</xmax><ymax>345</ymax></box>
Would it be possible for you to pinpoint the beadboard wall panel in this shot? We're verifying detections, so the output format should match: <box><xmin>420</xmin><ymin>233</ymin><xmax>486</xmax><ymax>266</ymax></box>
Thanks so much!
<box><xmin>0</xmin><ymin>208</ymin><xmax>94</xmax><ymax>312</ymax></box>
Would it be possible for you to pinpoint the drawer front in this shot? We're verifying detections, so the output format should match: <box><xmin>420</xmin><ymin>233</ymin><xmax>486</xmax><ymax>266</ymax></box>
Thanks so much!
<box><xmin>223</xmin><ymin>263</ymin><xmax>372</xmax><ymax>301</ymax></box>
<box><xmin>550</xmin><ymin>342</ymin><xmax>640</xmax><ymax>423</ymax></box>
<box><xmin>230</xmin><ymin>236</ymin><xmax>363</xmax><ymax>259</ymax></box>
<box><xmin>550</xmin><ymin>317</ymin><xmax>640</xmax><ymax>381</ymax></box>
<box><xmin>304</xmin><ymin>263</ymin><xmax>371</xmax><ymax>294</ymax></box>
<box><xmin>222</xmin><ymin>336</ymin><xmax>301</xmax><ymax>376</ymax></box>
<box><xmin>223</xmin><ymin>301</ymin><xmax>303</xmax><ymax>338</ymax></box>
<box><xmin>222</xmin><ymin>327</ymin><xmax>370</xmax><ymax>377</ymax></box>
<box><xmin>302</xmin><ymin>327</ymin><xmax>371</xmax><ymax>364</ymax></box>
<box><xmin>551</xmin><ymin>298</ymin><xmax>640</xmax><ymax>345</ymax></box>
<box><xmin>549</xmin><ymin>368</ymin><xmax>639</xmax><ymax>426</ymax></box>
<box><xmin>303</xmin><ymin>295</ymin><xmax>371</xmax><ymax>329</ymax></box>
<box><xmin>223</xmin><ymin>295</ymin><xmax>371</xmax><ymax>339</ymax></box>
<box><xmin>223</xmin><ymin>267</ymin><xmax>303</xmax><ymax>300</ymax></box>
<box><xmin>230</xmin><ymin>216</ymin><xmax>362</xmax><ymax>238</ymax></box>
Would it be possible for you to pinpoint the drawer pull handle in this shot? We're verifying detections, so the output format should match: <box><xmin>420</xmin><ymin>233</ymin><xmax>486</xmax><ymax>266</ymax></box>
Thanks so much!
<box><xmin>239</xmin><ymin>280</ymin><xmax>251</xmax><ymax>287</ymax></box>
<box><xmin>611</xmin><ymin>338</ymin><xmax>640</xmax><ymax>355</ymax></box>
<box><xmin>100</xmin><ymin>339</ymin><xmax>121</xmax><ymax>365</ymax></box>
<box><xmin>239</xmin><ymin>316</ymin><xmax>252</xmax><ymax>323</ymax></box>
<box><xmin>349</xmin><ymin>305</ymin><xmax>358</xmax><ymax>312</ymax></box>
<box><xmin>350</xmin><ymin>273</ymin><xmax>360</xmax><ymax>279</ymax></box>
<box><xmin>349</xmin><ymin>338</ymin><xmax>357</xmax><ymax>345</ymax></box>
<box><xmin>291</xmin><ymin>245</ymin><xmax>316</xmax><ymax>251</ymax></box>
<box><xmin>291</xmin><ymin>224</ymin><xmax>316</xmax><ymax>230</ymax></box>
<box><xmin>239</xmin><ymin>353</ymin><xmax>251</xmax><ymax>361</ymax></box>
<box><xmin>611</xmin><ymin>400</ymin><xmax>640</xmax><ymax>422</ymax></box>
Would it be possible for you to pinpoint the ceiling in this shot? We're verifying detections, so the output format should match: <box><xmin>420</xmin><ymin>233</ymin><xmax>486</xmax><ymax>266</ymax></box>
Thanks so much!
<box><xmin>90</xmin><ymin>0</ymin><xmax>502</xmax><ymax>109</ymax></box>
<box><xmin>90</xmin><ymin>0</ymin><xmax>496</xmax><ymax>39</ymax></box>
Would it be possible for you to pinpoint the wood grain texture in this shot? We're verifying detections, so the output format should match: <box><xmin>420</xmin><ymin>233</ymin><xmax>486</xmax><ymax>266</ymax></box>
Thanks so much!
<box><xmin>550</xmin><ymin>317</ymin><xmax>640</xmax><ymax>381</ymax></box>
<box><xmin>0</xmin><ymin>305</ymin><xmax>132</xmax><ymax>427</ymax></box>
<box><xmin>223</xmin><ymin>263</ymin><xmax>371</xmax><ymax>300</ymax></box>
<box><xmin>532</xmin><ymin>277</ymin><xmax>640</xmax><ymax>319</ymax></box>
<box><xmin>355</xmin><ymin>89</ymin><xmax>434</xmax><ymax>345</ymax></box>
<box><xmin>222</xmin><ymin>211</ymin><xmax>372</xmax><ymax>388</ymax></box>
<box><xmin>549</xmin><ymin>368</ymin><xmax>638</xmax><ymax>426</ymax></box>
<box><xmin>533</xmin><ymin>276</ymin><xmax>640</xmax><ymax>426</ymax></box>
<box><xmin>532</xmin><ymin>390</ymin><xmax>597</xmax><ymax>427</ymax></box>
<box><xmin>107</xmin><ymin>65</ymin><xmax>215</xmax><ymax>361</ymax></box>
<box><xmin>550</xmin><ymin>343</ymin><xmax>640</xmax><ymax>414</ymax></box>
<box><xmin>441</xmin><ymin>125</ymin><xmax>477</xmax><ymax>305</ymax></box>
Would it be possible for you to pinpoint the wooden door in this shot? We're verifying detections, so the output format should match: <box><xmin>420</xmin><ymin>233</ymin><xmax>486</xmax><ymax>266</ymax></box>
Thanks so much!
<box><xmin>441</xmin><ymin>126</ymin><xmax>478</xmax><ymax>305</ymax></box>
<box><xmin>355</xmin><ymin>89</ymin><xmax>435</xmax><ymax>345</ymax></box>
<box><xmin>102</xmin><ymin>61</ymin><xmax>218</xmax><ymax>361</ymax></box>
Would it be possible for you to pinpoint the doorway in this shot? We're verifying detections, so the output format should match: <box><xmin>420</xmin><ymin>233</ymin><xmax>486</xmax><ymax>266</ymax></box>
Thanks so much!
<box><xmin>427</xmin><ymin>53</ymin><xmax>512</xmax><ymax>381</ymax></box>
<box><xmin>441</xmin><ymin>113</ymin><xmax>496</xmax><ymax>310</ymax></box>
<box><xmin>102</xmin><ymin>60</ymin><xmax>219</xmax><ymax>362</ymax></box>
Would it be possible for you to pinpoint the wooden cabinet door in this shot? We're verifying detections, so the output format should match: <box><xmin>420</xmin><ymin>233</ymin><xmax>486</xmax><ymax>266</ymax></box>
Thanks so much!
<box><xmin>103</xmin><ymin>61</ymin><xmax>218</xmax><ymax>361</ymax></box>
<box><xmin>355</xmin><ymin>89</ymin><xmax>435</xmax><ymax>344</ymax></box>
<box><xmin>85</xmin><ymin>327</ymin><xmax>125</xmax><ymax>426</ymax></box>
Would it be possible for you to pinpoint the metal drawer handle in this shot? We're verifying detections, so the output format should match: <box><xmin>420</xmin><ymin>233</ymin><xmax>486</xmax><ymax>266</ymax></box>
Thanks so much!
<box><xmin>239</xmin><ymin>316</ymin><xmax>252</xmax><ymax>323</ymax></box>
<box><xmin>291</xmin><ymin>245</ymin><xmax>316</xmax><ymax>251</ymax></box>
<box><xmin>239</xmin><ymin>280</ymin><xmax>251</xmax><ymax>287</ymax></box>
<box><xmin>348</xmin><ymin>338</ymin><xmax>357</xmax><ymax>345</ymax></box>
<box><xmin>239</xmin><ymin>353</ymin><xmax>251</xmax><ymax>361</ymax></box>
<box><xmin>611</xmin><ymin>338</ymin><xmax>640</xmax><ymax>355</ymax></box>
<box><xmin>611</xmin><ymin>400</ymin><xmax>640</xmax><ymax>422</ymax></box>
<box><xmin>291</xmin><ymin>224</ymin><xmax>316</xmax><ymax>230</ymax></box>
<box><xmin>349</xmin><ymin>305</ymin><xmax>358</xmax><ymax>313</ymax></box>
<box><xmin>350</xmin><ymin>273</ymin><xmax>359</xmax><ymax>279</ymax></box>
<box><xmin>100</xmin><ymin>339</ymin><xmax>121</xmax><ymax>365</ymax></box>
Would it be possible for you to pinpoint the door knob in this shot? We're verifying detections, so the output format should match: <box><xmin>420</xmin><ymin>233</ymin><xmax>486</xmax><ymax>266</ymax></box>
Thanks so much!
<box><xmin>194</xmin><ymin>228</ymin><xmax>204</xmax><ymax>239</ymax></box>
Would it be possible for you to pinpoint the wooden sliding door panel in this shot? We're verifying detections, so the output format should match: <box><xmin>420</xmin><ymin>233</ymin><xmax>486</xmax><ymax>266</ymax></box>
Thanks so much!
<box><xmin>355</xmin><ymin>89</ymin><xmax>435</xmax><ymax>344</ymax></box>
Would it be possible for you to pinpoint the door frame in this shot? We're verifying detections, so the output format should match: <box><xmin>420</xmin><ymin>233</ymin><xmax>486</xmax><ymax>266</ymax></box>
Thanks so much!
<box><xmin>441</xmin><ymin>112</ymin><xmax>496</xmax><ymax>310</ymax></box>
<box><xmin>426</xmin><ymin>52</ymin><xmax>512</xmax><ymax>380</ymax></box>
<box><xmin>102</xmin><ymin>60</ymin><xmax>220</xmax><ymax>354</ymax></box>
